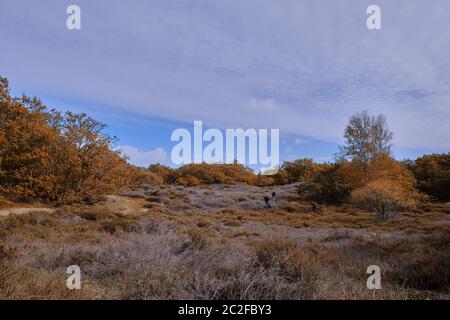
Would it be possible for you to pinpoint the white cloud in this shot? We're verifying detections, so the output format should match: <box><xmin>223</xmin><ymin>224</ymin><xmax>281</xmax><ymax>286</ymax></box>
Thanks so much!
<box><xmin>117</xmin><ymin>145</ymin><xmax>167</xmax><ymax>168</ymax></box>
<box><xmin>248</xmin><ymin>98</ymin><xmax>280</xmax><ymax>113</ymax></box>
<box><xmin>294</xmin><ymin>138</ymin><xmax>308</xmax><ymax>145</ymax></box>
<box><xmin>1</xmin><ymin>0</ymin><xmax>449</xmax><ymax>152</ymax></box>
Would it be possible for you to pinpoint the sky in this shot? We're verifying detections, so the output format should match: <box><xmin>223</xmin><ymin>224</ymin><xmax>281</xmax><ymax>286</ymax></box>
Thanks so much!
<box><xmin>0</xmin><ymin>0</ymin><xmax>449</xmax><ymax>168</ymax></box>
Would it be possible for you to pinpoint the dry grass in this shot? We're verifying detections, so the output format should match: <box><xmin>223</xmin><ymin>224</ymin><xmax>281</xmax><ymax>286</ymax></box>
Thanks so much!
<box><xmin>0</xmin><ymin>183</ymin><xmax>449</xmax><ymax>300</ymax></box>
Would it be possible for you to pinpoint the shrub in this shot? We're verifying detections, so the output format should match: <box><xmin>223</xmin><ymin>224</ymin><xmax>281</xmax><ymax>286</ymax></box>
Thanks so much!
<box><xmin>147</xmin><ymin>164</ymin><xmax>173</xmax><ymax>183</ymax></box>
<box><xmin>129</xmin><ymin>166</ymin><xmax>165</xmax><ymax>186</ymax></box>
<box><xmin>406</xmin><ymin>153</ymin><xmax>450</xmax><ymax>201</ymax></box>
<box><xmin>171</xmin><ymin>163</ymin><xmax>256</xmax><ymax>186</ymax></box>
<box><xmin>187</xmin><ymin>228</ymin><xmax>209</xmax><ymax>249</ymax></box>
<box><xmin>302</xmin><ymin>155</ymin><xmax>418</xmax><ymax>206</ymax></box>
<box><xmin>351</xmin><ymin>179</ymin><xmax>416</xmax><ymax>218</ymax></box>
<box><xmin>314</xmin><ymin>163</ymin><xmax>351</xmax><ymax>203</ymax></box>
<box><xmin>297</xmin><ymin>163</ymin><xmax>351</xmax><ymax>204</ymax></box>
<box><xmin>255</xmin><ymin>174</ymin><xmax>276</xmax><ymax>187</ymax></box>
<box><xmin>275</xmin><ymin>159</ymin><xmax>323</xmax><ymax>184</ymax></box>
<box><xmin>391</xmin><ymin>256</ymin><xmax>450</xmax><ymax>290</ymax></box>
<box><xmin>349</xmin><ymin>155</ymin><xmax>419</xmax><ymax>217</ymax></box>
<box><xmin>367</xmin><ymin>154</ymin><xmax>417</xmax><ymax>186</ymax></box>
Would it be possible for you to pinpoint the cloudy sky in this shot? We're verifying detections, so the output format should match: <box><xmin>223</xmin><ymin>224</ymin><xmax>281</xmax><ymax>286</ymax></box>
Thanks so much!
<box><xmin>0</xmin><ymin>0</ymin><xmax>449</xmax><ymax>167</ymax></box>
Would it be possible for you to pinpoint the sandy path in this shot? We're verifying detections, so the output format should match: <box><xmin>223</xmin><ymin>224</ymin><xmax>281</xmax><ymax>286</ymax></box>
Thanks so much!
<box><xmin>0</xmin><ymin>207</ymin><xmax>55</xmax><ymax>217</ymax></box>
<box><xmin>0</xmin><ymin>195</ymin><xmax>147</xmax><ymax>218</ymax></box>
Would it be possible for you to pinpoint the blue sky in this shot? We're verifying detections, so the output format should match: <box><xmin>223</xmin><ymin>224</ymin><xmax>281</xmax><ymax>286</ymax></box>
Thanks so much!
<box><xmin>0</xmin><ymin>0</ymin><xmax>449</xmax><ymax>168</ymax></box>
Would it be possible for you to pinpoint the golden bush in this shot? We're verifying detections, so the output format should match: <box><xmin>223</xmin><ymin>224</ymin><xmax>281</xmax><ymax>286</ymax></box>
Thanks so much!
<box><xmin>275</xmin><ymin>159</ymin><xmax>325</xmax><ymax>184</ymax></box>
<box><xmin>170</xmin><ymin>163</ymin><xmax>256</xmax><ymax>186</ymax></box>
<box><xmin>351</xmin><ymin>179</ymin><xmax>417</xmax><ymax>217</ymax></box>
<box><xmin>148</xmin><ymin>164</ymin><xmax>173</xmax><ymax>183</ymax></box>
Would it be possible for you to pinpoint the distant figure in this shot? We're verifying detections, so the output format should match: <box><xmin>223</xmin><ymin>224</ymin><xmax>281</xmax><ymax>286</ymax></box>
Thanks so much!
<box><xmin>271</xmin><ymin>192</ymin><xmax>277</xmax><ymax>207</ymax></box>
<box><xmin>264</xmin><ymin>196</ymin><xmax>271</xmax><ymax>209</ymax></box>
<box><xmin>310</xmin><ymin>201</ymin><xmax>322</xmax><ymax>213</ymax></box>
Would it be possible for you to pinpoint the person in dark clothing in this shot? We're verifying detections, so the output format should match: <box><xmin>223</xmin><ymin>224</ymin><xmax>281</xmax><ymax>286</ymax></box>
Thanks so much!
<box><xmin>310</xmin><ymin>201</ymin><xmax>322</xmax><ymax>213</ymax></box>
<box><xmin>271</xmin><ymin>192</ymin><xmax>277</xmax><ymax>207</ymax></box>
<box><xmin>264</xmin><ymin>196</ymin><xmax>271</xmax><ymax>208</ymax></box>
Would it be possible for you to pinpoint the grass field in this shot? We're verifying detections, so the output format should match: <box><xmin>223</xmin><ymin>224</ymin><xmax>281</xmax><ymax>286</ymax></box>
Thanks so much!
<box><xmin>0</xmin><ymin>183</ymin><xmax>449</xmax><ymax>300</ymax></box>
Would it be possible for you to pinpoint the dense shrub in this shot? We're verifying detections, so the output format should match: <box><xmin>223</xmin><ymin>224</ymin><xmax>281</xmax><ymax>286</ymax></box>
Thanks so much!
<box><xmin>344</xmin><ymin>155</ymin><xmax>419</xmax><ymax>216</ymax></box>
<box><xmin>298</xmin><ymin>155</ymin><xmax>419</xmax><ymax>207</ymax></box>
<box><xmin>130</xmin><ymin>166</ymin><xmax>166</xmax><ymax>186</ymax></box>
<box><xmin>273</xmin><ymin>159</ymin><xmax>324</xmax><ymax>185</ymax></box>
<box><xmin>296</xmin><ymin>163</ymin><xmax>352</xmax><ymax>204</ymax></box>
<box><xmin>255</xmin><ymin>174</ymin><xmax>276</xmax><ymax>187</ymax></box>
<box><xmin>351</xmin><ymin>179</ymin><xmax>417</xmax><ymax>218</ymax></box>
<box><xmin>311</xmin><ymin>163</ymin><xmax>352</xmax><ymax>204</ymax></box>
<box><xmin>336</xmin><ymin>154</ymin><xmax>416</xmax><ymax>189</ymax></box>
<box><xmin>148</xmin><ymin>164</ymin><xmax>173</xmax><ymax>183</ymax></box>
<box><xmin>405</xmin><ymin>153</ymin><xmax>450</xmax><ymax>201</ymax></box>
<box><xmin>367</xmin><ymin>154</ymin><xmax>417</xmax><ymax>186</ymax></box>
<box><xmin>168</xmin><ymin>163</ymin><xmax>256</xmax><ymax>186</ymax></box>
<box><xmin>0</xmin><ymin>76</ymin><xmax>131</xmax><ymax>203</ymax></box>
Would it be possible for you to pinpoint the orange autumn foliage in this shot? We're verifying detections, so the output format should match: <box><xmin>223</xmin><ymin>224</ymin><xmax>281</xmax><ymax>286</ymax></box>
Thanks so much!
<box><xmin>273</xmin><ymin>159</ymin><xmax>326</xmax><ymax>185</ymax></box>
<box><xmin>0</xmin><ymin>76</ymin><xmax>131</xmax><ymax>203</ymax></box>
<box><xmin>348</xmin><ymin>155</ymin><xmax>419</xmax><ymax>215</ymax></box>
<box><xmin>351</xmin><ymin>179</ymin><xmax>417</xmax><ymax>217</ymax></box>
<box><xmin>339</xmin><ymin>153</ymin><xmax>416</xmax><ymax>189</ymax></box>
<box><xmin>168</xmin><ymin>163</ymin><xmax>256</xmax><ymax>186</ymax></box>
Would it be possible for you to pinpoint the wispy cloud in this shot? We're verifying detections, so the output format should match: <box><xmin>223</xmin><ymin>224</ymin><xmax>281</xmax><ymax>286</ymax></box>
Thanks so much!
<box><xmin>248</xmin><ymin>98</ymin><xmax>281</xmax><ymax>113</ymax></box>
<box><xmin>0</xmin><ymin>0</ymin><xmax>449</xmax><ymax>153</ymax></box>
<box><xmin>117</xmin><ymin>145</ymin><xmax>167</xmax><ymax>168</ymax></box>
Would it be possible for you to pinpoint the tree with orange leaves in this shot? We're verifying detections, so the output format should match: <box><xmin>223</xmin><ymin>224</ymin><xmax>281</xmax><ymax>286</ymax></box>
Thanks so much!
<box><xmin>0</xmin><ymin>76</ymin><xmax>131</xmax><ymax>203</ymax></box>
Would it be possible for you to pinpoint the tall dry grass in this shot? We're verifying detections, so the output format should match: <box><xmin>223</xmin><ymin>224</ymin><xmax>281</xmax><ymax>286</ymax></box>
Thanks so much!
<box><xmin>0</xmin><ymin>187</ymin><xmax>448</xmax><ymax>300</ymax></box>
